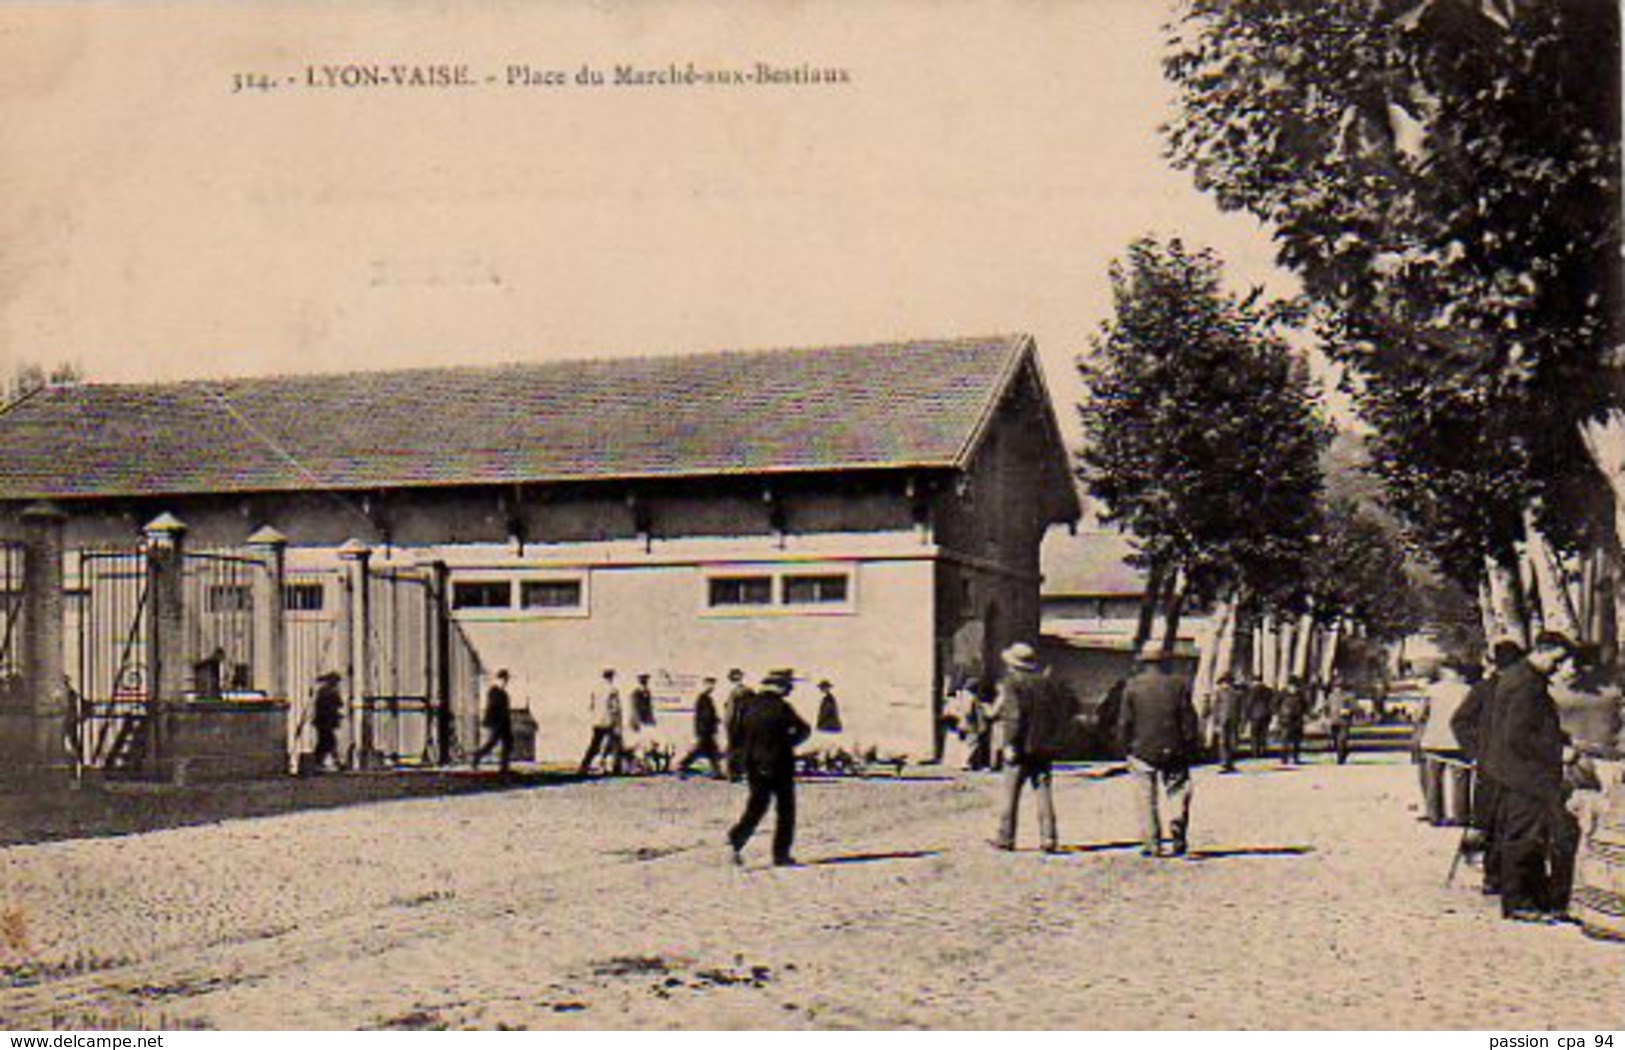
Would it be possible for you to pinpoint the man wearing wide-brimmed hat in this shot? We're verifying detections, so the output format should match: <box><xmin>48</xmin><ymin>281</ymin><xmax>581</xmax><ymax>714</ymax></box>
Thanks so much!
<box><xmin>990</xmin><ymin>641</ymin><xmax>1072</xmax><ymax>853</ymax></box>
<box><xmin>727</xmin><ymin>668</ymin><xmax>811</xmax><ymax>867</ymax></box>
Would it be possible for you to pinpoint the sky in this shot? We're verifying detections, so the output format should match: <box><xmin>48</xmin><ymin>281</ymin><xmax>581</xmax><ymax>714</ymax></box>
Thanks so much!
<box><xmin>0</xmin><ymin>0</ymin><xmax>1297</xmax><ymax>447</ymax></box>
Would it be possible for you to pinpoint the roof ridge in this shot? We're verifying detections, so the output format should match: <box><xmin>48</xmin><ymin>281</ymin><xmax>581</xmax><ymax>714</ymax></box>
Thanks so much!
<box><xmin>66</xmin><ymin>334</ymin><xmax>1032</xmax><ymax>391</ymax></box>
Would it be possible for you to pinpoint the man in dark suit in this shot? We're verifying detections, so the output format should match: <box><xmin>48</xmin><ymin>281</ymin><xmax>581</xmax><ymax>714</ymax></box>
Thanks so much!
<box><xmin>471</xmin><ymin>668</ymin><xmax>514</xmax><ymax>773</ymax></box>
<box><xmin>1452</xmin><ymin>640</ymin><xmax>1526</xmax><ymax>896</ymax></box>
<box><xmin>727</xmin><ymin>669</ymin><xmax>811</xmax><ymax>867</ymax></box>
<box><xmin>310</xmin><ymin>671</ymin><xmax>344</xmax><ymax>773</ymax></box>
<box><xmin>678</xmin><ymin>676</ymin><xmax>727</xmax><ymax>779</ymax></box>
<box><xmin>1118</xmin><ymin>652</ymin><xmax>1200</xmax><ymax>857</ymax></box>
<box><xmin>1278</xmin><ymin>675</ymin><xmax>1310</xmax><ymax>765</ymax></box>
<box><xmin>1481</xmin><ymin>632</ymin><xmax>1581</xmax><ymax>922</ymax></box>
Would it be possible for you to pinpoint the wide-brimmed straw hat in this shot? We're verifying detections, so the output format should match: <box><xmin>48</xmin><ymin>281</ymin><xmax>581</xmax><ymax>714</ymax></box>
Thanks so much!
<box><xmin>1001</xmin><ymin>642</ymin><xmax>1039</xmax><ymax>673</ymax></box>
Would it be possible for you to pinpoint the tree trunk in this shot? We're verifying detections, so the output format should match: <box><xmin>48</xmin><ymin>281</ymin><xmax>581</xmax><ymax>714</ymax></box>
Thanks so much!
<box><xmin>1319</xmin><ymin>618</ymin><xmax>1342</xmax><ymax>687</ymax></box>
<box><xmin>1191</xmin><ymin>589</ymin><xmax>1234</xmax><ymax>710</ymax></box>
<box><xmin>1580</xmin><ymin>411</ymin><xmax>1625</xmax><ymax>668</ymax></box>
<box><xmin>1133</xmin><ymin>560</ymin><xmax>1167</xmax><ymax>657</ymax></box>
<box><xmin>1159</xmin><ymin>569</ymin><xmax>1188</xmax><ymax>658</ymax></box>
<box><xmin>1523</xmin><ymin>506</ymin><xmax>1580</xmax><ymax>639</ymax></box>
<box><xmin>1484</xmin><ymin>552</ymin><xmax>1530</xmax><ymax>648</ymax></box>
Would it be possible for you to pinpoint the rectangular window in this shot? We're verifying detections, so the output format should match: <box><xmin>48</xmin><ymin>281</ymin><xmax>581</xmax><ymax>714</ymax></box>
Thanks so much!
<box><xmin>708</xmin><ymin>576</ymin><xmax>773</xmax><ymax>607</ymax></box>
<box><xmin>783</xmin><ymin>574</ymin><xmax>849</xmax><ymax>605</ymax></box>
<box><xmin>282</xmin><ymin>583</ymin><xmax>326</xmax><ymax>612</ymax></box>
<box><xmin>452</xmin><ymin>580</ymin><xmax>512</xmax><ymax>610</ymax></box>
<box><xmin>519</xmin><ymin>579</ymin><xmax>583</xmax><ymax>609</ymax></box>
<box><xmin>206</xmin><ymin>584</ymin><xmax>253</xmax><ymax>614</ymax></box>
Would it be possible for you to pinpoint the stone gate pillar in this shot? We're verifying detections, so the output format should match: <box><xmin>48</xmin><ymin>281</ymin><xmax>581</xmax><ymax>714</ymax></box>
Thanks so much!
<box><xmin>0</xmin><ymin>502</ymin><xmax>72</xmax><ymax>788</ymax></box>
<box><xmin>337</xmin><ymin>538</ymin><xmax>374</xmax><ymax>769</ymax></box>
<box><xmin>247</xmin><ymin>526</ymin><xmax>287</xmax><ymax>700</ymax></box>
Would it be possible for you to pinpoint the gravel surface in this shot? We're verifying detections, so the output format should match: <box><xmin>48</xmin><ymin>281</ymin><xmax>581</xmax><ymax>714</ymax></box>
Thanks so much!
<box><xmin>0</xmin><ymin>755</ymin><xmax>1618</xmax><ymax>1030</ymax></box>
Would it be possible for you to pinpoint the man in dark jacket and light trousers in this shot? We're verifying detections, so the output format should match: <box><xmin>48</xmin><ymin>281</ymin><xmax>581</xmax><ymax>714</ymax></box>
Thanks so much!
<box><xmin>991</xmin><ymin>642</ymin><xmax>1073</xmax><ymax>853</ymax></box>
<box><xmin>728</xmin><ymin>669</ymin><xmax>811</xmax><ymax>867</ymax></box>
<box><xmin>1118</xmin><ymin>651</ymin><xmax>1201</xmax><ymax>857</ymax></box>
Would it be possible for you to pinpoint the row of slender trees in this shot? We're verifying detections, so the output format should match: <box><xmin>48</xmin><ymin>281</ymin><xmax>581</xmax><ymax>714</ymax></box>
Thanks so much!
<box><xmin>1079</xmin><ymin>0</ymin><xmax>1623</xmax><ymax>698</ymax></box>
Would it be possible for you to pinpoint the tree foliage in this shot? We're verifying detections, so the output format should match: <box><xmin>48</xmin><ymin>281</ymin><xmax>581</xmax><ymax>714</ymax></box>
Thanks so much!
<box><xmin>1164</xmin><ymin>0</ymin><xmax>1622</xmax><ymax>585</ymax></box>
<box><xmin>1078</xmin><ymin>236</ymin><xmax>1329</xmax><ymax>614</ymax></box>
<box><xmin>1308</xmin><ymin>496</ymin><xmax>1423</xmax><ymax>641</ymax></box>
<box><xmin>3</xmin><ymin>361</ymin><xmax>81</xmax><ymax>404</ymax></box>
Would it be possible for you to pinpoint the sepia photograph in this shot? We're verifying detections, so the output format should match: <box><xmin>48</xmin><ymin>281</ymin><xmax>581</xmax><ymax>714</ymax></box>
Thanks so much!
<box><xmin>0</xmin><ymin>0</ymin><xmax>1620</xmax><ymax>1034</ymax></box>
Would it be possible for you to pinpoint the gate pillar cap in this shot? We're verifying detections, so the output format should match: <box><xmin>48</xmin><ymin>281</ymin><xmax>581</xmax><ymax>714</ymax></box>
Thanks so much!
<box><xmin>143</xmin><ymin>512</ymin><xmax>187</xmax><ymax>542</ymax></box>
<box><xmin>20</xmin><ymin>500</ymin><xmax>66</xmax><ymax>522</ymax></box>
<box><xmin>337</xmin><ymin>537</ymin><xmax>373</xmax><ymax>561</ymax></box>
<box><xmin>246</xmin><ymin>525</ymin><xmax>288</xmax><ymax>548</ymax></box>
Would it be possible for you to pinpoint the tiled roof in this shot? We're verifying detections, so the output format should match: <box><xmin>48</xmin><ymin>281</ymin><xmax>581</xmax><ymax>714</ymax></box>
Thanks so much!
<box><xmin>0</xmin><ymin>335</ymin><xmax>1055</xmax><ymax>500</ymax></box>
<box><xmin>1041</xmin><ymin>527</ymin><xmax>1147</xmax><ymax>597</ymax></box>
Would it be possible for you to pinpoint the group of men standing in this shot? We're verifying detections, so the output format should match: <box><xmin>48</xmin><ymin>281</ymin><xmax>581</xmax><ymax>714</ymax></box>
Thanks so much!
<box><xmin>1207</xmin><ymin>672</ymin><xmax>1346</xmax><ymax>771</ymax></box>
<box><xmin>1450</xmin><ymin>632</ymin><xmax>1584</xmax><ymax>924</ymax></box>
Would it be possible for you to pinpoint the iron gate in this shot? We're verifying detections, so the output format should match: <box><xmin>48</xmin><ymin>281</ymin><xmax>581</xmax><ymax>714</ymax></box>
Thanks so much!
<box><xmin>0</xmin><ymin>542</ymin><xmax>24</xmax><ymax>703</ymax></box>
<box><xmin>73</xmin><ymin>549</ymin><xmax>151</xmax><ymax>771</ymax></box>
<box><xmin>362</xmin><ymin>566</ymin><xmax>435</xmax><ymax>764</ymax></box>
<box><xmin>182</xmin><ymin>550</ymin><xmax>265</xmax><ymax>695</ymax></box>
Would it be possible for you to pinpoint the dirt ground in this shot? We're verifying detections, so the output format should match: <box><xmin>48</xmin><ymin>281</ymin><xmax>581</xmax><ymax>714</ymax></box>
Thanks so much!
<box><xmin>0</xmin><ymin>754</ymin><xmax>1618</xmax><ymax>1031</ymax></box>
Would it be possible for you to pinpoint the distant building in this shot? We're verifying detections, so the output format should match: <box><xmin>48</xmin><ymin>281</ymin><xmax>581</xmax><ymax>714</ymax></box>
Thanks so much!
<box><xmin>0</xmin><ymin>335</ymin><xmax>1079</xmax><ymax>765</ymax></box>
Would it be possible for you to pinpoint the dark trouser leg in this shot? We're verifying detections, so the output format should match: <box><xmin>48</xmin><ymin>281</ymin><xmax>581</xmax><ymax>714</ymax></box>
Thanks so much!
<box><xmin>579</xmin><ymin>727</ymin><xmax>609</xmax><ymax>774</ymax></box>
<box><xmin>771</xmin><ymin>770</ymin><xmax>797</xmax><ymax>863</ymax></box>
<box><xmin>497</xmin><ymin>727</ymin><xmax>513</xmax><ymax>772</ymax></box>
<box><xmin>1545</xmin><ymin>802</ymin><xmax>1581</xmax><ymax>914</ymax></box>
<box><xmin>1422</xmin><ymin>754</ymin><xmax>1446</xmax><ymax>825</ymax></box>
<box><xmin>1251</xmin><ymin>721</ymin><xmax>1269</xmax><ymax>760</ymax></box>
<box><xmin>1474</xmin><ymin>776</ymin><xmax>1503</xmax><ymax>892</ymax></box>
<box><xmin>1498</xmin><ymin>789</ymin><xmax>1551</xmax><ymax>915</ymax></box>
<box><xmin>1219</xmin><ymin>722</ymin><xmax>1237</xmax><ymax>770</ymax></box>
<box><xmin>1286</xmin><ymin>730</ymin><xmax>1302</xmax><ymax>764</ymax></box>
<box><xmin>1333</xmin><ymin>724</ymin><xmax>1350</xmax><ymax>764</ymax></box>
<box><xmin>730</xmin><ymin>770</ymin><xmax>774</xmax><ymax>853</ymax></box>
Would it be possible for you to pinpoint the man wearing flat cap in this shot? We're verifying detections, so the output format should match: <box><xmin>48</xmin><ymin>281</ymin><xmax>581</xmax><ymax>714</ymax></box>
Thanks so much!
<box><xmin>727</xmin><ymin>668</ymin><xmax>811</xmax><ymax>867</ymax></box>
<box><xmin>1482</xmin><ymin>631</ymin><xmax>1582</xmax><ymax>922</ymax></box>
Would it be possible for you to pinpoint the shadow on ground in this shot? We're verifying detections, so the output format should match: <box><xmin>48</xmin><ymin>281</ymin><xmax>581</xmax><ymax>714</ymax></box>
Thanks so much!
<box><xmin>803</xmin><ymin>849</ymin><xmax>942</xmax><ymax>867</ymax></box>
<box><xmin>0</xmin><ymin>769</ymin><xmax>581</xmax><ymax>848</ymax></box>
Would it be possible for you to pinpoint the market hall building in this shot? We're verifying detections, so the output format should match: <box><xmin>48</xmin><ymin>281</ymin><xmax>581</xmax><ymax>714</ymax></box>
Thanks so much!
<box><xmin>0</xmin><ymin>335</ymin><xmax>1079</xmax><ymax>774</ymax></box>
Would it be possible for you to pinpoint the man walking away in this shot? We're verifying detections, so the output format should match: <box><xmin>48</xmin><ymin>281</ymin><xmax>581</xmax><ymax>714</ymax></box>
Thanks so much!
<box><xmin>1211</xmin><ymin>672</ymin><xmax>1245</xmax><ymax>773</ymax></box>
<box><xmin>579</xmin><ymin>668</ymin><xmax>624</xmax><ymax>776</ymax></box>
<box><xmin>990</xmin><ymin>642</ymin><xmax>1073</xmax><ymax>853</ymax></box>
<box><xmin>1483</xmin><ymin>632</ymin><xmax>1581</xmax><ymax>922</ymax></box>
<box><xmin>472</xmin><ymin>668</ymin><xmax>515</xmax><ymax>773</ymax></box>
<box><xmin>678</xmin><ymin>676</ymin><xmax>727</xmax><ymax>779</ymax></box>
<box><xmin>1247</xmin><ymin>680</ymin><xmax>1276</xmax><ymax>761</ymax></box>
<box><xmin>630</xmin><ymin>672</ymin><xmax>657</xmax><ymax>729</ymax></box>
<box><xmin>310</xmin><ymin>671</ymin><xmax>344</xmax><ymax>773</ymax></box>
<box><xmin>728</xmin><ymin>669</ymin><xmax>811</xmax><ymax>867</ymax></box>
<box><xmin>1118</xmin><ymin>651</ymin><xmax>1201</xmax><ymax>857</ymax></box>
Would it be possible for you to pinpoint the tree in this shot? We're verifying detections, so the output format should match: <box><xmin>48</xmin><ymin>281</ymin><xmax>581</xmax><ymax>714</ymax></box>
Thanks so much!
<box><xmin>1308</xmin><ymin>496</ymin><xmax>1424</xmax><ymax>643</ymax></box>
<box><xmin>1163</xmin><ymin>0</ymin><xmax>1623</xmax><ymax>599</ymax></box>
<box><xmin>1078</xmin><ymin>236</ymin><xmax>1330</xmax><ymax>653</ymax></box>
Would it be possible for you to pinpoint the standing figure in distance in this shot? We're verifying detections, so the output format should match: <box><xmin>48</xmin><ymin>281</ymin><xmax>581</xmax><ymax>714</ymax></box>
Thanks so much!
<box><xmin>472</xmin><ymin>668</ymin><xmax>515</xmax><ymax>773</ymax></box>
<box><xmin>727</xmin><ymin>668</ymin><xmax>811</xmax><ymax>867</ymax></box>
<box><xmin>678</xmin><ymin>675</ymin><xmax>728</xmax><ymax>779</ymax></box>
<box><xmin>579</xmin><ymin>668</ymin><xmax>624</xmax><ymax>776</ymax></box>
<box><xmin>311</xmin><ymin>671</ymin><xmax>345</xmax><ymax>773</ymax></box>
<box><xmin>1324</xmin><ymin>677</ymin><xmax>1357</xmax><ymax>766</ymax></box>
<box><xmin>1210</xmin><ymin>671</ymin><xmax>1245</xmax><ymax>773</ymax></box>
<box><xmin>1247</xmin><ymin>678</ymin><xmax>1276</xmax><ymax>762</ymax></box>
<box><xmin>1118</xmin><ymin>651</ymin><xmax>1201</xmax><ymax>857</ymax></box>
<box><xmin>723</xmin><ymin>667</ymin><xmax>751</xmax><ymax>781</ymax></box>
<box><xmin>1278</xmin><ymin>675</ymin><xmax>1310</xmax><ymax>766</ymax></box>
<box><xmin>990</xmin><ymin>642</ymin><xmax>1073</xmax><ymax>854</ymax></box>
